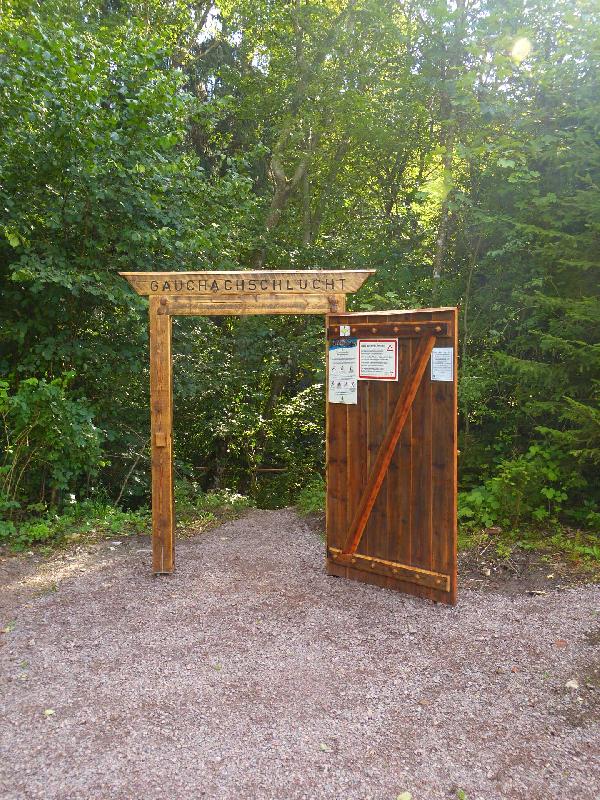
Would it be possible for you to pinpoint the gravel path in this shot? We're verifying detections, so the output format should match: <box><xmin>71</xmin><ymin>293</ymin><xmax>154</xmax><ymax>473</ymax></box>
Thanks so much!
<box><xmin>1</xmin><ymin>508</ymin><xmax>599</xmax><ymax>800</ymax></box>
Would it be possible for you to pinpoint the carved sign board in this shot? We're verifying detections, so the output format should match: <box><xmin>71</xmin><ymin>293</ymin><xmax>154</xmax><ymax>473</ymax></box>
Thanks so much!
<box><xmin>119</xmin><ymin>270</ymin><xmax>375</xmax><ymax>297</ymax></box>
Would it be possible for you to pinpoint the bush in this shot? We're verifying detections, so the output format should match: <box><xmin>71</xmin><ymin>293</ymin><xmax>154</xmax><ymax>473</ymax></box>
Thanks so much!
<box><xmin>296</xmin><ymin>474</ymin><xmax>326</xmax><ymax>515</ymax></box>
<box><xmin>0</xmin><ymin>500</ymin><xmax>150</xmax><ymax>551</ymax></box>
<box><xmin>458</xmin><ymin>444</ymin><xmax>592</xmax><ymax>530</ymax></box>
<box><xmin>0</xmin><ymin>374</ymin><xmax>103</xmax><ymax>514</ymax></box>
<box><xmin>174</xmin><ymin>478</ymin><xmax>253</xmax><ymax>527</ymax></box>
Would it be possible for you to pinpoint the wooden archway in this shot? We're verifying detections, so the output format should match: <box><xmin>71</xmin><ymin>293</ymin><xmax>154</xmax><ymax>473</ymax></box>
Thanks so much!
<box><xmin>120</xmin><ymin>270</ymin><xmax>374</xmax><ymax>573</ymax></box>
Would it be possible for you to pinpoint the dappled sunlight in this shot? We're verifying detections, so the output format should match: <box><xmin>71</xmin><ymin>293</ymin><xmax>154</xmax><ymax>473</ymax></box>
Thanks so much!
<box><xmin>5</xmin><ymin>546</ymin><xmax>124</xmax><ymax>597</ymax></box>
<box><xmin>511</xmin><ymin>37</ymin><xmax>532</xmax><ymax>62</ymax></box>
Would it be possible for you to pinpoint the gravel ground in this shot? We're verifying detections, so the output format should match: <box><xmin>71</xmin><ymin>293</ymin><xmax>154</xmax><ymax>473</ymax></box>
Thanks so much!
<box><xmin>1</xmin><ymin>508</ymin><xmax>599</xmax><ymax>800</ymax></box>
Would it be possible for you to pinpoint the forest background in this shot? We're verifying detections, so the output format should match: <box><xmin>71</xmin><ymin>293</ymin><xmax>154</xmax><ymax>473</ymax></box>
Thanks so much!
<box><xmin>1</xmin><ymin>0</ymin><xmax>599</xmax><ymax>560</ymax></box>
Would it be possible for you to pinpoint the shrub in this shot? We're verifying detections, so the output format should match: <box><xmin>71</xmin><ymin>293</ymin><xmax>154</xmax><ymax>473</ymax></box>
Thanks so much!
<box><xmin>174</xmin><ymin>478</ymin><xmax>253</xmax><ymax>526</ymax></box>
<box><xmin>297</xmin><ymin>474</ymin><xmax>326</xmax><ymax>515</ymax></box>
<box><xmin>0</xmin><ymin>374</ymin><xmax>103</xmax><ymax>514</ymax></box>
<box><xmin>458</xmin><ymin>444</ymin><xmax>590</xmax><ymax>530</ymax></box>
<box><xmin>0</xmin><ymin>500</ymin><xmax>150</xmax><ymax>551</ymax></box>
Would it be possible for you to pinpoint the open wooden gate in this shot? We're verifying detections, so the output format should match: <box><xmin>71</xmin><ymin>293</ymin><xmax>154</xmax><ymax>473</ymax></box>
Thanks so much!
<box><xmin>326</xmin><ymin>308</ymin><xmax>458</xmax><ymax>605</ymax></box>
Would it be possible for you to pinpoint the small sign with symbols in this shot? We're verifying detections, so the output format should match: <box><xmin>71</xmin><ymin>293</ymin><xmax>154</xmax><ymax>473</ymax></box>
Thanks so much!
<box><xmin>358</xmin><ymin>339</ymin><xmax>398</xmax><ymax>380</ymax></box>
<box><xmin>328</xmin><ymin>338</ymin><xmax>358</xmax><ymax>403</ymax></box>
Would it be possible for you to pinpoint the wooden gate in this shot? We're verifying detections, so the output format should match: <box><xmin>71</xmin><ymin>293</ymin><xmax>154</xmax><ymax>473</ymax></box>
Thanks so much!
<box><xmin>326</xmin><ymin>308</ymin><xmax>458</xmax><ymax>604</ymax></box>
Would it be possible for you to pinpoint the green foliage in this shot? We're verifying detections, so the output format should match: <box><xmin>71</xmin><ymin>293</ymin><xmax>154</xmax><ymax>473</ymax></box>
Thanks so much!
<box><xmin>458</xmin><ymin>445</ymin><xmax>590</xmax><ymax>530</ymax></box>
<box><xmin>0</xmin><ymin>375</ymin><xmax>102</xmax><ymax>513</ymax></box>
<box><xmin>174</xmin><ymin>478</ymin><xmax>252</xmax><ymax>525</ymax></box>
<box><xmin>296</xmin><ymin>474</ymin><xmax>326</xmax><ymax>515</ymax></box>
<box><xmin>0</xmin><ymin>0</ymin><xmax>598</xmax><ymax>561</ymax></box>
<box><xmin>0</xmin><ymin>487</ymin><xmax>252</xmax><ymax>551</ymax></box>
<box><xmin>459</xmin><ymin>520</ymin><xmax>600</xmax><ymax>568</ymax></box>
<box><xmin>0</xmin><ymin>500</ymin><xmax>150</xmax><ymax>551</ymax></box>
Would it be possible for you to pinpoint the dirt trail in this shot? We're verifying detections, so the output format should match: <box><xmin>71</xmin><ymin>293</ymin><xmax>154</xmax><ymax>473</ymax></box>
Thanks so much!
<box><xmin>1</xmin><ymin>509</ymin><xmax>599</xmax><ymax>800</ymax></box>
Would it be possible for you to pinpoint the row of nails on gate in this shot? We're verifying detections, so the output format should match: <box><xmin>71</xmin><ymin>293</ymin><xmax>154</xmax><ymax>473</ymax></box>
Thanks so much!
<box><xmin>331</xmin><ymin>324</ymin><xmax>446</xmax><ymax>334</ymax></box>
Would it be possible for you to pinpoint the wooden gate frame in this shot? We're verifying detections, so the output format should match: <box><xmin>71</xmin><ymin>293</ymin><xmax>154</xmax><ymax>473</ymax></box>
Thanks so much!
<box><xmin>120</xmin><ymin>270</ymin><xmax>374</xmax><ymax>573</ymax></box>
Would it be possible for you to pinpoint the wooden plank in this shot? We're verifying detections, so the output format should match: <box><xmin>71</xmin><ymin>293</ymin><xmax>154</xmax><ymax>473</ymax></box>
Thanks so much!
<box><xmin>358</xmin><ymin>346</ymin><xmax>374</xmax><ymax>562</ymax></box>
<box><xmin>328</xmin><ymin>548</ymin><xmax>450</xmax><ymax>591</ymax></box>
<box><xmin>149</xmin><ymin>296</ymin><xmax>174</xmax><ymax>574</ymax></box>
<box><xmin>337</xmin><ymin>307</ymin><xmax>457</xmax><ymax>316</ymax></box>
<box><xmin>325</xmin><ymin>334</ymin><xmax>348</xmax><ymax>552</ymax></box>
<box><xmin>326</xmin><ymin>403</ymin><xmax>347</xmax><ymax>551</ymax></box>
<box><xmin>119</xmin><ymin>270</ymin><xmax>374</xmax><ymax>297</ymax></box>
<box><xmin>165</xmin><ymin>293</ymin><xmax>341</xmax><ymax>316</ymax></box>
<box><xmin>325</xmin><ymin>312</ymin><xmax>351</xmax><ymax>581</ymax></box>
<box><xmin>345</xmin><ymin>348</ymin><xmax>368</xmax><ymax>557</ymax></box>
<box><xmin>326</xmin><ymin>558</ymin><xmax>454</xmax><ymax>603</ymax></box>
<box><xmin>411</xmin><ymin>314</ymin><xmax>433</xmax><ymax>578</ymax></box>
<box><xmin>325</xmin><ymin>308</ymin><xmax>457</xmax><ymax>605</ymax></box>
<box><xmin>341</xmin><ymin>334</ymin><xmax>436</xmax><ymax>556</ymax></box>
<box><xmin>362</xmin><ymin>314</ymin><xmax>390</xmax><ymax>564</ymax></box>
<box><xmin>430</xmin><ymin>308</ymin><xmax>458</xmax><ymax>603</ymax></box>
<box><xmin>327</xmin><ymin>321</ymin><xmax>450</xmax><ymax>338</ymax></box>
<box><xmin>329</xmin><ymin>294</ymin><xmax>345</xmax><ymax>314</ymax></box>
<box><xmin>391</xmin><ymin>336</ymin><xmax>413</xmax><ymax>567</ymax></box>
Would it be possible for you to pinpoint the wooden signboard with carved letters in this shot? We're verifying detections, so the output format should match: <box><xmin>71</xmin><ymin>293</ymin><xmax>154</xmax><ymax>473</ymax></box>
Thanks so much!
<box><xmin>120</xmin><ymin>271</ymin><xmax>457</xmax><ymax>605</ymax></box>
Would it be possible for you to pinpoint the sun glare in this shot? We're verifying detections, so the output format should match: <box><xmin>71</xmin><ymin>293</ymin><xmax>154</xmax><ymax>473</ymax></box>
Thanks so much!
<box><xmin>511</xmin><ymin>37</ymin><xmax>532</xmax><ymax>62</ymax></box>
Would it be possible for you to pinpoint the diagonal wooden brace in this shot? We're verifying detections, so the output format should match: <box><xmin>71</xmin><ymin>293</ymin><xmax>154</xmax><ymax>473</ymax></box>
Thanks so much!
<box><xmin>341</xmin><ymin>334</ymin><xmax>437</xmax><ymax>556</ymax></box>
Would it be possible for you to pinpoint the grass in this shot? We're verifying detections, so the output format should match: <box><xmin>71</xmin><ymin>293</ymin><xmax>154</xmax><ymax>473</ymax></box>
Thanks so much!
<box><xmin>459</xmin><ymin>523</ymin><xmax>600</xmax><ymax>573</ymax></box>
<box><xmin>3</xmin><ymin>475</ymin><xmax>597</xmax><ymax>578</ymax></box>
<box><xmin>295</xmin><ymin>474</ymin><xmax>599</xmax><ymax>574</ymax></box>
<box><xmin>0</xmin><ymin>483</ymin><xmax>253</xmax><ymax>554</ymax></box>
<box><xmin>175</xmin><ymin>485</ymin><xmax>254</xmax><ymax>536</ymax></box>
<box><xmin>0</xmin><ymin>501</ymin><xmax>151</xmax><ymax>553</ymax></box>
<box><xmin>296</xmin><ymin>474</ymin><xmax>326</xmax><ymax>515</ymax></box>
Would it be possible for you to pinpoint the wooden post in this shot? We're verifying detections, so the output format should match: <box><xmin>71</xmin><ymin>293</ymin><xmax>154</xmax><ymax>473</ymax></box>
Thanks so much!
<box><xmin>149</xmin><ymin>296</ymin><xmax>174</xmax><ymax>573</ymax></box>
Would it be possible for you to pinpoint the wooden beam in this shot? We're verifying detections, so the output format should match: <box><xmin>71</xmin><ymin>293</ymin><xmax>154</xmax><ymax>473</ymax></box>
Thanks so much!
<box><xmin>149</xmin><ymin>297</ymin><xmax>174</xmax><ymax>574</ymax></box>
<box><xmin>328</xmin><ymin>548</ymin><xmax>450</xmax><ymax>592</ymax></box>
<box><xmin>163</xmin><ymin>293</ymin><xmax>345</xmax><ymax>316</ymax></box>
<box><xmin>327</xmin><ymin>321</ymin><xmax>450</xmax><ymax>338</ymax></box>
<box><xmin>341</xmin><ymin>334</ymin><xmax>437</xmax><ymax>556</ymax></box>
<box><xmin>119</xmin><ymin>270</ymin><xmax>374</xmax><ymax>297</ymax></box>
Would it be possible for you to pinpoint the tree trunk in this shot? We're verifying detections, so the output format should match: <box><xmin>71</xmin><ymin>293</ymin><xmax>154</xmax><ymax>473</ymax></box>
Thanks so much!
<box><xmin>431</xmin><ymin>0</ymin><xmax>466</xmax><ymax>297</ymax></box>
<box><xmin>250</xmin><ymin>1</ymin><xmax>356</xmax><ymax>268</ymax></box>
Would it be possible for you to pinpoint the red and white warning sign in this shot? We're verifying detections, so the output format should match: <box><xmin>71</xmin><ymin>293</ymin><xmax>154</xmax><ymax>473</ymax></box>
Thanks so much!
<box><xmin>358</xmin><ymin>339</ymin><xmax>398</xmax><ymax>380</ymax></box>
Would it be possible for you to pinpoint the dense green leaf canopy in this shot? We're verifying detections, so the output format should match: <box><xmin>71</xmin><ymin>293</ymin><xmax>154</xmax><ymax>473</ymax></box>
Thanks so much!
<box><xmin>0</xmin><ymin>0</ymin><xmax>598</xmax><ymax>535</ymax></box>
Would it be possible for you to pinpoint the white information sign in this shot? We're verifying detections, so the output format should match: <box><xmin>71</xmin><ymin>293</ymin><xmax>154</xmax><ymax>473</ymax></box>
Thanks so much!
<box><xmin>339</xmin><ymin>324</ymin><xmax>351</xmax><ymax>337</ymax></box>
<box><xmin>328</xmin><ymin>338</ymin><xmax>358</xmax><ymax>404</ymax></box>
<box><xmin>358</xmin><ymin>339</ymin><xmax>398</xmax><ymax>381</ymax></box>
<box><xmin>431</xmin><ymin>347</ymin><xmax>454</xmax><ymax>381</ymax></box>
